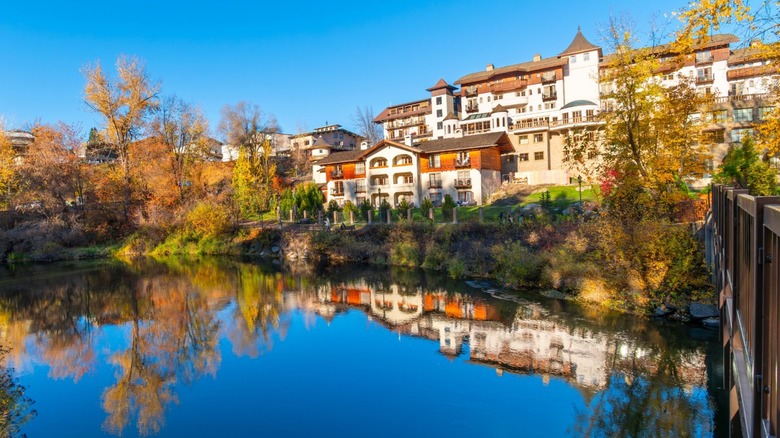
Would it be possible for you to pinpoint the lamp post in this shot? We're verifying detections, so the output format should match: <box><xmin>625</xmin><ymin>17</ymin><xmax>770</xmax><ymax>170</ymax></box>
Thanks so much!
<box><xmin>378</xmin><ymin>187</ymin><xmax>382</xmax><ymax>222</ymax></box>
<box><xmin>577</xmin><ymin>175</ymin><xmax>582</xmax><ymax>206</ymax></box>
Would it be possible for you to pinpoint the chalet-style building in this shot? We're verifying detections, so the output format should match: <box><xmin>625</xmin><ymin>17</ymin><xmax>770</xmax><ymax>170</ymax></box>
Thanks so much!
<box><xmin>369</xmin><ymin>28</ymin><xmax>780</xmax><ymax>187</ymax></box>
<box><xmin>315</xmin><ymin>132</ymin><xmax>513</xmax><ymax>207</ymax></box>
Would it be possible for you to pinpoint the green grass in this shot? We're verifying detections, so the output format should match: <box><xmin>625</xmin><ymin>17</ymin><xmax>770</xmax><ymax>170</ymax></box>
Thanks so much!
<box><xmin>523</xmin><ymin>185</ymin><xmax>596</xmax><ymax>209</ymax></box>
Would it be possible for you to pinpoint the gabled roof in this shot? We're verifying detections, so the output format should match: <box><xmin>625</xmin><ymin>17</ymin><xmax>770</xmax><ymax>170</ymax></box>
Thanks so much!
<box><xmin>455</xmin><ymin>57</ymin><xmax>567</xmax><ymax>86</ymax></box>
<box><xmin>600</xmin><ymin>33</ymin><xmax>739</xmax><ymax>66</ymax></box>
<box><xmin>443</xmin><ymin>111</ymin><xmax>458</xmax><ymax>121</ymax></box>
<box><xmin>305</xmin><ymin>136</ymin><xmax>332</xmax><ymax>150</ymax></box>
<box><xmin>373</xmin><ymin>98</ymin><xmax>432</xmax><ymax>123</ymax></box>
<box><xmin>417</xmin><ymin>131</ymin><xmax>513</xmax><ymax>154</ymax></box>
<box><xmin>491</xmin><ymin>104</ymin><xmax>508</xmax><ymax>114</ymax></box>
<box><xmin>559</xmin><ymin>27</ymin><xmax>600</xmax><ymax>56</ymax></box>
<box><xmin>426</xmin><ymin>78</ymin><xmax>457</xmax><ymax>92</ymax></box>
<box><xmin>314</xmin><ymin>149</ymin><xmax>365</xmax><ymax>166</ymax></box>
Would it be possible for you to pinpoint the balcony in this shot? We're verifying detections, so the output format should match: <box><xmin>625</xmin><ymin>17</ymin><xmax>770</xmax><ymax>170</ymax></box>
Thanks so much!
<box><xmin>386</xmin><ymin>117</ymin><xmax>427</xmax><ymax>129</ymax></box>
<box><xmin>464</xmin><ymin>86</ymin><xmax>478</xmax><ymax>97</ymax></box>
<box><xmin>454</xmin><ymin>178</ymin><xmax>472</xmax><ymax>188</ymax></box>
<box><xmin>695</xmin><ymin>54</ymin><xmax>714</xmax><ymax>65</ymax></box>
<box><xmin>330</xmin><ymin>188</ymin><xmax>344</xmax><ymax>196</ymax></box>
<box><xmin>510</xmin><ymin>119</ymin><xmax>549</xmax><ymax>131</ymax></box>
<box><xmin>355</xmin><ymin>185</ymin><xmax>367</xmax><ymax>193</ymax></box>
<box><xmin>541</xmin><ymin>72</ymin><xmax>556</xmax><ymax>83</ymax></box>
<box><xmin>713</xmin><ymin>93</ymin><xmax>771</xmax><ymax>104</ymax></box>
<box><xmin>549</xmin><ymin>115</ymin><xmax>600</xmax><ymax>128</ymax></box>
<box><xmin>330</xmin><ymin>170</ymin><xmax>344</xmax><ymax>179</ymax></box>
<box><xmin>428</xmin><ymin>181</ymin><xmax>442</xmax><ymax>189</ymax></box>
<box><xmin>542</xmin><ymin>91</ymin><xmax>557</xmax><ymax>101</ymax></box>
<box><xmin>455</xmin><ymin>158</ymin><xmax>471</xmax><ymax>168</ymax></box>
<box><xmin>489</xmin><ymin>79</ymin><xmax>528</xmax><ymax>94</ymax></box>
<box><xmin>465</xmin><ymin>103</ymin><xmax>479</xmax><ymax>113</ymax></box>
<box><xmin>696</xmin><ymin>75</ymin><xmax>714</xmax><ymax>85</ymax></box>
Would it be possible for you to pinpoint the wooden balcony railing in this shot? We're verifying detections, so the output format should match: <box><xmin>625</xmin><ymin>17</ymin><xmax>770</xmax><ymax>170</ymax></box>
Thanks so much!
<box><xmin>454</xmin><ymin>178</ymin><xmax>472</xmax><ymax>188</ymax></box>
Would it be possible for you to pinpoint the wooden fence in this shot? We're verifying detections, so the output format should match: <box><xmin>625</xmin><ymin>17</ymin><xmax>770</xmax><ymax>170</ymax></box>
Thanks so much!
<box><xmin>711</xmin><ymin>184</ymin><xmax>780</xmax><ymax>437</ymax></box>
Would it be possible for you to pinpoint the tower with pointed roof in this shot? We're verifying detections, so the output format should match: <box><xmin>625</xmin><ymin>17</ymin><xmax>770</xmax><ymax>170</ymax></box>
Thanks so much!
<box><xmin>427</xmin><ymin>78</ymin><xmax>459</xmax><ymax>139</ymax></box>
<box><xmin>559</xmin><ymin>27</ymin><xmax>602</xmax><ymax>106</ymax></box>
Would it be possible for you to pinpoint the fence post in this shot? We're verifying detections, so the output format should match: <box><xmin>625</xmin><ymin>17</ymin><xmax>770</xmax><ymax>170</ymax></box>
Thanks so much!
<box><xmin>290</xmin><ymin>207</ymin><xmax>295</xmax><ymax>223</ymax></box>
<box><xmin>453</xmin><ymin>206</ymin><xmax>458</xmax><ymax>224</ymax></box>
<box><xmin>367</xmin><ymin>210</ymin><xmax>372</xmax><ymax>224</ymax></box>
<box><xmin>387</xmin><ymin>209</ymin><xmax>392</xmax><ymax>224</ymax></box>
<box><xmin>429</xmin><ymin>208</ymin><xmax>434</xmax><ymax>223</ymax></box>
<box><xmin>318</xmin><ymin>210</ymin><xmax>322</xmax><ymax>225</ymax></box>
<box><xmin>407</xmin><ymin>208</ymin><xmax>412</xmax><ymax>221</ymax></box>
<box><xmin>479</xmin><ymin>207</ymin><xmax>484</xmax><ymax>223</ymax></box>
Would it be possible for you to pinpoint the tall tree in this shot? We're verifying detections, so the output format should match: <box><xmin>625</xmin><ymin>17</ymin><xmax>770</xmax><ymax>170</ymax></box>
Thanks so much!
<box><xmin>0</xmin><ymin>130</ymin><xmax>16</xmax><ymax>210</ymax></box>
<box><xmin>149</xmin><ymin>95</ymin><xmax>209</xmax><ymax>203</ymax></box>
<box><xmin>219</xmin><ymin>102</ymin><xmax>279</xmax><ymax>215</ymax></box>
<box><xmin>83</xmin><ymin>56</ymin><xmax>159</xmax><ymax>220</ymax></box>
<box><xmin>351</xmin><ymin>105</ymin><xmax>383</xmax><ymax>146</ymax></box>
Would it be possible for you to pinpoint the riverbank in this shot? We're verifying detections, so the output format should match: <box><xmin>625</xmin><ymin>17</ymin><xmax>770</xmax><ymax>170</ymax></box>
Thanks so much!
<box><xmin>1</xmin><ymin>213</ymin><xmax>712</xmax><ymax>316</ymax></box>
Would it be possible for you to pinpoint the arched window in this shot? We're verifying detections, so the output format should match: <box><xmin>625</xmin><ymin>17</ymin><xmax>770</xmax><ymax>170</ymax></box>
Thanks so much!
<box><xmin>370</xmin><ymin>157</ymin><xmax>388</xmax><ymax>168</ymax></box>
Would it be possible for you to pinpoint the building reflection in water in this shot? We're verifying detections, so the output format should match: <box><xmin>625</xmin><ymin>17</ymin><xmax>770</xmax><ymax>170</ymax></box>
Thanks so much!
<box><xmin>0</xmin><ymin>258</ymin><xmax>715</xmax><ymax>436</ymax></box>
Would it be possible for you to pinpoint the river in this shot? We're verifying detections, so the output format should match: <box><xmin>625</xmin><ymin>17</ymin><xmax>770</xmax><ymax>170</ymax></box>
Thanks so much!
<box><xmin>0</xmin><ymin>257</ymin><xmax>726</xmax><ymax>437</ymax></box>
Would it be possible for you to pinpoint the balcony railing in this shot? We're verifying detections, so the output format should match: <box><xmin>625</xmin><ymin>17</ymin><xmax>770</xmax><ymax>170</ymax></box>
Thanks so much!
<box><xmin>489</xmin><ymin>79</ymin><xmax>528</xmax><ymax>94</ymax></box>
<box><xmin>713</xmin><ymin>93</ymin><xmax>772</xmax><ymax>104</ymax></box>
<box><xmin>330</xmin><ymin>188</ymin><xmax>344</xmax><ymax>196</ymax></box>
<box><xmin>465</xmin><ymin>104</ymin><xmax>479</xmax><ymax>113</ymax></box>
<box><xmin>330</xmin><ymin>170</ymin><xmax>344</xmax><ymax>179</ymax></box>
<box><xmin>541</xmin><ymin>72</ymin><xmax>556</xmax><ymax>83</ymax></box>
<box><xmin>696</xmin><ymin>75</ymin><xmax>714</xmax><ymax>84</ymax></box>
<box><xmin>464</xmin><ymin>86</ymin><xmax>478</xmax><ymax>96</ymax></box>
<box><xmin>355</xmin><ymin>185</ymin><xmax>366</xmax><ymax>193</ymax></box>
<box><xmin>542</xmin><ymin>91</ymin><xmax>557</xmax><ymax>101</ymax></box>
<box><xmin>386</xmin><ymin>117</ymin><xmax>427</xmax><ymax>129</ymax></box>
<box><xmin>454</xmin><ymin>178</ymin><xmax>472</xmax><ymax>188</ymax></box>
<box><xmin>455</xmin><ymin>158</ymin><xmax>471</xmax><ymax>168</ymax></box>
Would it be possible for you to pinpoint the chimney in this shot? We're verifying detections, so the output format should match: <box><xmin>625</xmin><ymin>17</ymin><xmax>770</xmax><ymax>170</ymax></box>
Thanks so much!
<box><xmin>360</xmin><ymin>140</ymin><xmax>369</xmax><ymax>150</ymax></box>
<box><xmin>486</xmin><ymin>63</ymin><xmax>494</xmax><ymax>71</ymax></box>
<box><xmin>533</xmin><ymin>53</ymin><xmax>541</xmax><ymax>62</ymax></box>
<box><xmin>455</xmin><ymin>129</ymin><xmax>465</xmax><ymax>138</ymax></box>
<box><xmin>404</xmin><ymin>133</ymin><xmax>414</xmax><ymax>147</ymax></box>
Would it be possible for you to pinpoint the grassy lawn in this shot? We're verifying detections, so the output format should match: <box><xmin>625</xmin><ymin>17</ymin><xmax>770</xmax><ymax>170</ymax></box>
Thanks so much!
<box><xmin>250</xmin><ymin>185</ymin><xmax>599</xmax><ymax>225</ymax></box>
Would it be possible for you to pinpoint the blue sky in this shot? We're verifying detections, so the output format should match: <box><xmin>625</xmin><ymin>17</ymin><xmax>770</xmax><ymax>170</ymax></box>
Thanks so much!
<box><xmin>1</xmin><ymin>0</ymin><xmax>702</xmax><ymax>139</ymax></box>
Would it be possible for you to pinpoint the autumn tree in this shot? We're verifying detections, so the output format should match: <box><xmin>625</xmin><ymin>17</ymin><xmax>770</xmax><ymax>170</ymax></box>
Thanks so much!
<box><xmin>351</xmin><ymin>105</ymin><xmax>383</xmax><ymax>146</ymax></box>
<box><xmin>148</xmin><ymin>95</ymin><xmax>209</xmax><ymax>203</ymax></box>
<box><xmin>17</xmin><ymin>123</ymin><xmax>84</xmax><ymax>215</ymax></box>
<box><xmin>0</xmin><ymin>130</ymin><xmax>16</xmax><ymax>210</ymax></box>
<box><xmin>83</xmin><ymin>56</ymin><xmax>159</xmax><ymax>220</ymax></box>
<box><xmin>219</xmin><ymin>101</ymin><xmax>279</xmax><ymax>216</ymax></box>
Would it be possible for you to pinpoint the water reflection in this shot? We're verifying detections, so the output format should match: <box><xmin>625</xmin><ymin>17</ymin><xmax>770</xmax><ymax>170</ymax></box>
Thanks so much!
<box><xmin>0</xmin><ymin>258</ymin><xmax>719</xmax><ymax>436</ymax></box>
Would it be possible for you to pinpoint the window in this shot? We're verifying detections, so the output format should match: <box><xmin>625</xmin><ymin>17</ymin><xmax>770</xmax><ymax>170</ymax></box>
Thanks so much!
<box><xmin>505</xmin><ymin>155</ymin><xmax>515</xmax><ymax>163</ymax></box>
<box><xmin>396</xmin><ymin>174</ymin><xmax>413</xmax><ymax>184</ymax></box>
<box><xmin>695</xmin><ymin>50</ymin><xmax>713</xmax><ymax>63</ymax></box>
<box><xmin>304</xmin><ymin>140</ymin><xmax>310</xmax><ymax>146</ymax></box>
<box><xmin>705</xmin><ymin>130</ymin><xmax>724</xmax><ymax>143</ymax></box>
<box><xmin>534</xmin><ymin>134</ymin><xmax>543</xmax><ymax>143</ymax></box>
<box><xmin>457</xmin><ymin>191</ymin><xmax>473</xmax><ymax>204</ymax></box>
<box><xmin>428</xmin><ymin>154</ymin><xmax>441</xmax><ymax>168</ymax></box>
<box><xmin>332</xmin><ymin>181</ymin><xmax>344</xmax><ymax>194</ymax></box>
<box><xmin>437</xmin><ymin>109</ymin><xmax>443</xmax><ymax>117</ymax></box>
<box><xmin>570</xmin><ymin>55</ymin><xmax>577</xmax><ymax>64</ymax></box>
<box><xmin>583</xmin><ymin>52</ymin><xmax>590</xmax><ymax>62</ymax></box>
<box><xmin>372</xmin><ymin>175</ymin><xmax>388</xmax><ymax>186</ymax></box>
<box><xmin>759</xmin><ymin>107</ymin><xmax>776</xmax><ymax>120</ymax></box>
<box><xmin>429</xmin><ymin>192</ymin><xmax>442</xmax><ymax>206</ymax></box>
<box><xmin>731</xmin><ymin>81</ymin><xmax>745</xmax><ymax>96</ymax></box>
<box><xmin>356</xmin><ymin>180</ymin><xmax>366</xmax><ymax>192</ymax></box>
<box><xmin>713</xmin><ymin>110</ymin><xmax>728</xmax><ymax>123</ymax></box>
<box><xmin>355</xmin><ymin>162</ymin><xmax>365</xmax><ymax>174</ymax></box>
<box><xmin>436</xmin><ymin>96</ymin><xmax>442</xmax><ymax>105</ymax></box>
<box><xmin>519</xmin><ymin>153</ymin><xmax>529</xmax><ymax>162</ymax></box>
<box><xmin>696</xmin><ymin>67</ymin><xmax>712</xmax><ymax>82</ymax></box>
<box><xmin>356</xmin><ymin>196</ymin><xmax>366</xmax><ymax>205</ymax></box>
<box><xmin>437</xmin><ymin>122</ymin><xmax>443</xmax><ymax>130</ymax></box>
<box><xmin>534</xmin><ymin>151</ymin><xmax>545</xmax><ymax>160</ymax></box>
<box><xmin>371</xmin><ymin>158</ymin><xmax>388</xmax><ymax>168</ymax></box>
<box><xmin>731</xmin><ymin>128</ymin><xmax>754</xmax><ymax>143</ymax></box>
<box><xmin>518</xmin><ymin>135</ymin><xmax>529</xmax><ymax>145</ymax></box>
<box><xmin>734</xmin><ymin>108</ymin><xmax>753</xmax><ymax>122</ymax></box>
<box><xmin>544</xmin><ymin>102</ymin><xmax>556</xmax><ymax>110</ymax></box>
<box><xmin>395</xmin><ymin>155</ymin><xmax>412</xmax><ymax>166</ymax></box>
<box><xmin>429</xmin><ymin>173</ymin><xmax>442</xmax><ymax>188</ymax></box>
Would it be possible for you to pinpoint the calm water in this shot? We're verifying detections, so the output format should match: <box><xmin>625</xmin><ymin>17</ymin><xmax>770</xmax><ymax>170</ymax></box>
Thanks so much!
<box><xmin>0</xmin><ymin>257</ymin><xmax>726</xmax><ymax>437</ymax></box>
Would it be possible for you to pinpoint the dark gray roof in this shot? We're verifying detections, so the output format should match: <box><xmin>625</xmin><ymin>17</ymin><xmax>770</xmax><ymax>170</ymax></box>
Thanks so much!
<box><xmin>315</xmin><ymin>149</ymin><xmax>365</xmax><ymax>165</ymax></box>
<box><xmin>417</xmin><ymin>131</ymin><xmax>509</xmax><ymax>153</ymax></box>
<box><xmin>559</xmin><ymin>28</ymin><xmax>600</xmax><ymax>56</ymax></box>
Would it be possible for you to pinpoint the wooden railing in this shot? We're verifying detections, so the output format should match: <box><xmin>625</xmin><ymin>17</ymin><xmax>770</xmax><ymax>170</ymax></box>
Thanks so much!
<box><xmin>710</xmin><ymin>184</ymin><xmax>780</xmax><ymax>437</ymax></box>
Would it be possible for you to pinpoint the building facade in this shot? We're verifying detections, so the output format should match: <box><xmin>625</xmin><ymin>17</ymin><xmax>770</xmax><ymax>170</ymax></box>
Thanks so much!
<box><xmin>368</xmin><ymin>29</ymin><xmax>779</xmax><ymax>187</ymax></box>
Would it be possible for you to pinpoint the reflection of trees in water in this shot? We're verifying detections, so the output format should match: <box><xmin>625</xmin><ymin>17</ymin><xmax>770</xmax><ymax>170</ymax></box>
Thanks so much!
<box><xmin>572</xmin><ymin>343</ymin><xmax>714</xmax><ymax>437</ymax></box>
<box><xmin>0</xmin><ymin>345</ymin><xmax>36</xmax><ymax>437</ymax></box>
<box><xmin>0</xmin><ymin>258</ymin><xmax>717</xmax><ymax>436</ymax></box>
